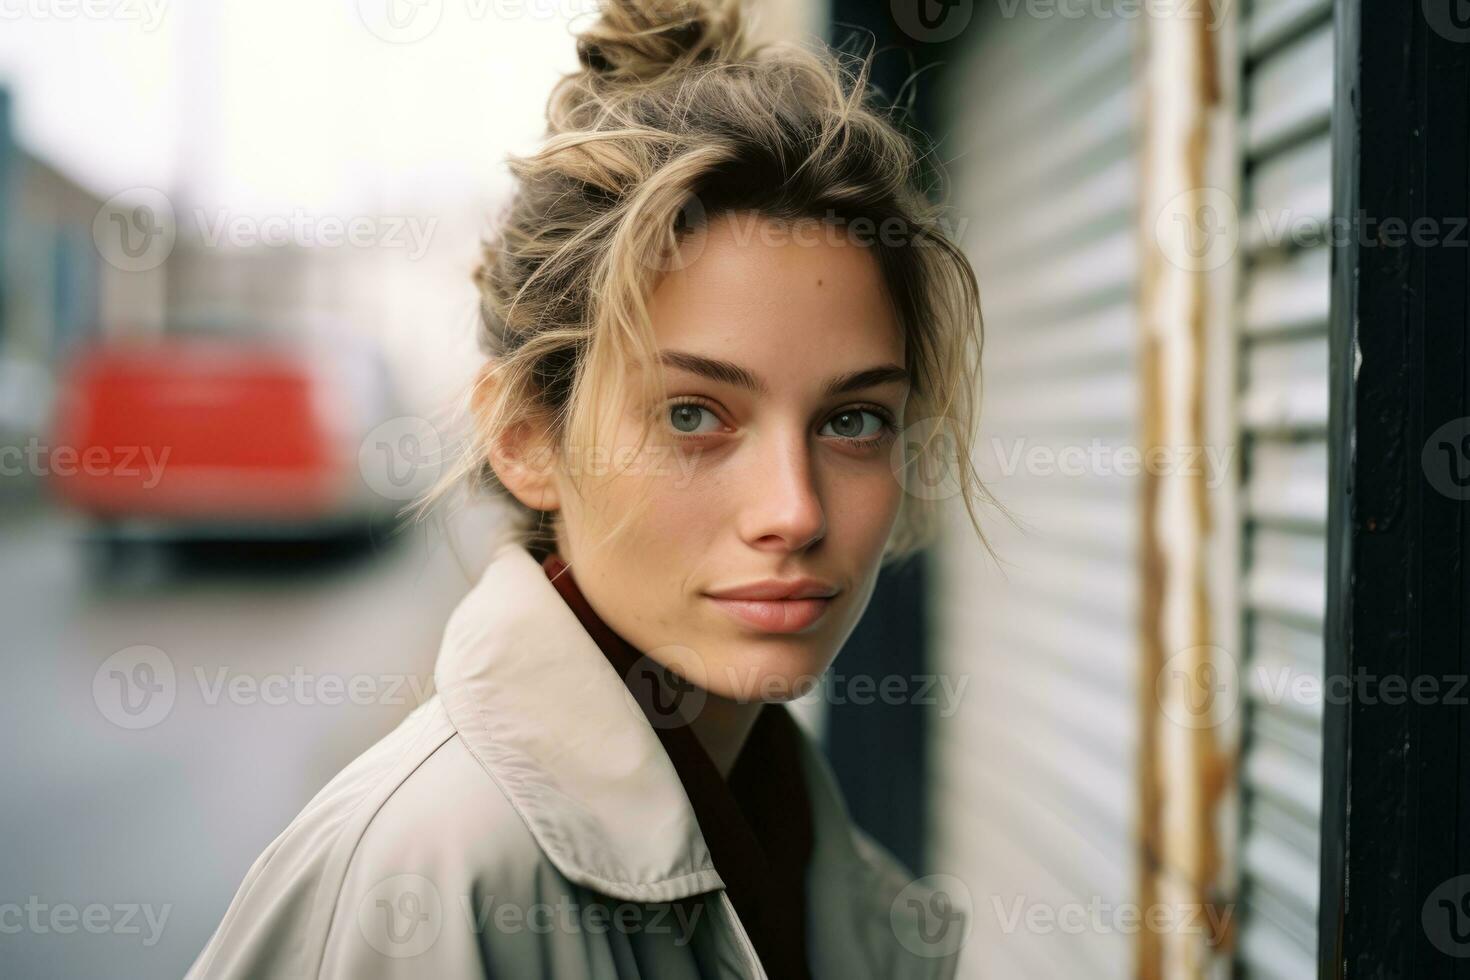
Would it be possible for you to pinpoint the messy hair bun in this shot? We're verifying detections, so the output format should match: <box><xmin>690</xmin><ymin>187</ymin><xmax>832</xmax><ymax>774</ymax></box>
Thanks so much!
<box><xmin>424</xmin><ymin>0</ymin><xmax>992</xmax><ymax>565</ymax></box>
<box><xmin>575</xmin><ymin>0</ymin><xmax>748</xmax><ymax>85</ymax></box>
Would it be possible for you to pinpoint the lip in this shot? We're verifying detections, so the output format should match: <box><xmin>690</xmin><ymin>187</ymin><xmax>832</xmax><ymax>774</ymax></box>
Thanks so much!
<box><xmin>704</xmin><ymin>578</ymin><xmax>840</xmax><ymax>601</ymax></box>
<box><xmin>705</xmin><ymin>595</ymin><xmax>835</xmax><ymax>633</ymax></box>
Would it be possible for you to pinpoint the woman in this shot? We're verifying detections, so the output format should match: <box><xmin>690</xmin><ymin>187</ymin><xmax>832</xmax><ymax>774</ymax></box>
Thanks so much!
<box><xmin>186</xmin><ymin>1</ymin><xmax>987</xmax><ymax>977</ymax></box>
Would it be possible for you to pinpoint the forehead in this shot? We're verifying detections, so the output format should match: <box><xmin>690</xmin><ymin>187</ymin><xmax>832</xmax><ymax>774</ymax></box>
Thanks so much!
<box><xmin>646</xmin><ymin>212</ymin><xmax>904</xmax><ymax>376</ymax></box>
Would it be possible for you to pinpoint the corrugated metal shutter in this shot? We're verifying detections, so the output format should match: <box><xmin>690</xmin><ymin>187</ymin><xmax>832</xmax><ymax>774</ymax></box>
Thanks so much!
<box><xmin>1233</xmin><ymin>0</ymin><xmax>1332</xmax><ymax>975</ymax></box>
<box><xmin>930</xmin><ymin>11</ymin><xmax>1142</xmax><ymax>977</ymax></box>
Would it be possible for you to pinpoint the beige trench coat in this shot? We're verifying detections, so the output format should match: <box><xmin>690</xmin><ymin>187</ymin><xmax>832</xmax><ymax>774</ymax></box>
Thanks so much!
<box><xmin>184</xmin><ymin>540</ymin><xmax>966</xmax><ymax>979</ymax></box>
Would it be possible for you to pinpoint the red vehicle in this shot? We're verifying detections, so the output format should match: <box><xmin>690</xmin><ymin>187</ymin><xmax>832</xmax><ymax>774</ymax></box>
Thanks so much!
<box><xmin>48</xmin><ymin>325</ymin><xmax>406</xmax><ymax>558</ymax></box>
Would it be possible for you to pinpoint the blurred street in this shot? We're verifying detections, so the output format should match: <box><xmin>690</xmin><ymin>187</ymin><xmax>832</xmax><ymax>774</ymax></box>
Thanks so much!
<box><xmin>0</xmin><ymin>6</ymin><xmax>556</xmax><ymax>975</ymax></box>
<box><xmin>0</xmin><ymin>0</ymin><xmax>1374</xmax><ymax>975</ymax></box>
<box><xmin>0</xmin><ymin>503</ymin><xmax>499</xmax><ymax>980</ymax></box>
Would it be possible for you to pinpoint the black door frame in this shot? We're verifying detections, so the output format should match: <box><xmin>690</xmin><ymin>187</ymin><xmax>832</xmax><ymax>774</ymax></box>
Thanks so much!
<box><xmin>1320</xmin><ymin>0</ymin><xmax>1470</xmax><ymax>975</ymax></box>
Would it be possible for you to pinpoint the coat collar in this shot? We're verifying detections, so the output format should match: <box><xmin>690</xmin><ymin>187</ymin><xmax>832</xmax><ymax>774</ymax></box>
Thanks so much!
<box><xmin>432</xmin><ymin>539</ymin><xmax>961</xmax><ymax>976</ymax></box>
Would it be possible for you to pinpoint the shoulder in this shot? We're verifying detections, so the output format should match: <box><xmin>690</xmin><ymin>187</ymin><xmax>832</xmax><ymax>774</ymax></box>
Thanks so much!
<box><xmin>186</xmin><ymin>697</ymin><xmax>561</xmax><ymax>980</ymax></box>
<box><xmin>787</xmin><ymin>717</ymin><xmax>969</xmax><ymax>976</ymax></box>
<box><xmin>848</xmin><ymin>825</ymin><xmax>970</xmax><ymax>976</ymax></box>
<box><xmin>340</xmin><ymin>704</ymin><xmax>545</xmax><ymax>890</ymax></box>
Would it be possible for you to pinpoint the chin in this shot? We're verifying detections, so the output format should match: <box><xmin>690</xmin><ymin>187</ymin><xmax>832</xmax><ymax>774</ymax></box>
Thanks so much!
<box><xmin>697</xmin><ymin>642</ymin><xmax>836</xmax><ymax>704</ymax></box>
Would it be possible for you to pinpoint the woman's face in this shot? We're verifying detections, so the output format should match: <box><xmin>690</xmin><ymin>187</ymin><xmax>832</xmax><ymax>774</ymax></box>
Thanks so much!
<box><xmin>546</xmin><ymin>212</ymin><xmax>910</xmax><ymax>703</ymax></box>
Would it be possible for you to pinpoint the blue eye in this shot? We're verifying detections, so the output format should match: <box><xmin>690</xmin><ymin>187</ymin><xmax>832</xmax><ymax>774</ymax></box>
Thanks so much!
<box><xmin>668</xmin><ymin>403</ymin><xmax>722</xmax><ymax>435</ymax></box>
<box><xmin>665</xmin><ymin>402</ymin><xmax>895</xmax><ymax>444</ymax></box>
<box><xmin>821</xmin><ymin>409</ymin><xmax>891</xmax><ymax>442</ymax></box>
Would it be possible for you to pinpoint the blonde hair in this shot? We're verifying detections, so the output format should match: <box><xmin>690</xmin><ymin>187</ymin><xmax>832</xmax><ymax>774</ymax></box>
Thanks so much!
<box><xmin>417</xmin><ymin>0</ymin><xmax>992</xmax><ymax>566</ymax></box>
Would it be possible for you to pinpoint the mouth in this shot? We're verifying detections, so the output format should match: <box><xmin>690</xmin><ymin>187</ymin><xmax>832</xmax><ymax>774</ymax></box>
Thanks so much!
<box><xmin>703</xmin><ymin>595</ymin><xmax>835</xmax><ymax>633</ymax></box>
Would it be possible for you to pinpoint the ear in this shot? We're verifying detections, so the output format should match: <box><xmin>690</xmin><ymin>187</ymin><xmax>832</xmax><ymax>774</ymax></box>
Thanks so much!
<box><xmin>487</xmin><ymin>415</ymin><xmax>562</xmax><ymax>513</ymax></box>
<box><xmin>475</xmin><ymin>367</ymin><xmax>562</xmax><ymax>513</ymax></box>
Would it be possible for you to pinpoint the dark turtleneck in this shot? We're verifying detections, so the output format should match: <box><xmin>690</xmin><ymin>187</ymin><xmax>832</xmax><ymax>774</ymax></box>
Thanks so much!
<box><xmin>541</xmin><ymin>552</ymin><xmax>814</xmax><ymax>980</ymax></box>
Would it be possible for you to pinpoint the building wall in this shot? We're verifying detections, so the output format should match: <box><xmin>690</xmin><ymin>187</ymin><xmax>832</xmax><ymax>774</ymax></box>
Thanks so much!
<box><xmin>1230</xmin><ymin>0</ymin><xmax>1333</xmax><ymax>974</ymax></box>
<box><xmin>926</xmin><ymin>0</ymin><xmax>1334</xmax><ymax>975</ymax></box>
<box><xmin>0</xmin><ymin>91</ymin><xmax>102</xmax><ymax>502</ymax></box>
<box><xmin>928</xmin><ymin>10</ymin><xmax>1145</xmax><ymax>976</ymax></box>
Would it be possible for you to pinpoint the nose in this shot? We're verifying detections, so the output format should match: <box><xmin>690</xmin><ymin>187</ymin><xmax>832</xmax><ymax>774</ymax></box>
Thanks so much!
<box><xmin>736</xmin><ymin>427</ymin><xmax>827</xmax><ymax>552</ymax></box>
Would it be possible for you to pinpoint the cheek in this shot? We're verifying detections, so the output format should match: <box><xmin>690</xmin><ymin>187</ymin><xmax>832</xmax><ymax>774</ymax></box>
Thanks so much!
<box><xmin>590</xmin><ymin>453</ymin><xmax>728</xmax><ymax>546</ymax></box>
<box><xmin>828</xmin><ymin>461</ymin><xmax>904</xmax><ymax>538</ymax></box>
<box><xmin>638</xmin><ymin>474</ymin><xmax>733</xmax><ymax>556</ymax></box>
<box><xmin>570</xmin><ymin>415</ymin><xmax>710</xmax><ymax>532</ymax></box>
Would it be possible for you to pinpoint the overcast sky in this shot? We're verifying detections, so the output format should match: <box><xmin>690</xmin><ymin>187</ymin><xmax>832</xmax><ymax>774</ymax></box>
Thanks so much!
<box><xmin>0</xmin><ymin>0</ymin><xmax>586</xmax><ymax>213</ymax></box>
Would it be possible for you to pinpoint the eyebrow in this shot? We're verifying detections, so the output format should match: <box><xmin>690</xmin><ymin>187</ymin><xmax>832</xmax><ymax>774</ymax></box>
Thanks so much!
<box><xmin>658</xmin><ymin>349</ymin><xmax>910</xmax><ymax>397</ymax></box>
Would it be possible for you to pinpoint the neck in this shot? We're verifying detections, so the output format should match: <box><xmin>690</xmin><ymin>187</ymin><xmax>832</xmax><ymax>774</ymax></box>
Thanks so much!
<box><xmin>687</xmin><ymin>692</ymin><xmax>766</xmax><ymax>778</ymax></box>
